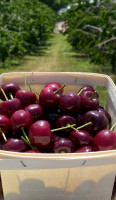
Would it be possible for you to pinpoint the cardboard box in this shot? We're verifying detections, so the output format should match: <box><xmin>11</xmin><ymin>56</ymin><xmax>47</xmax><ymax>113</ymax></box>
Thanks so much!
<box><xmin>0</xmin><ymin>72</ymin><xmax>116</xmax><ymax>200</ymax></box>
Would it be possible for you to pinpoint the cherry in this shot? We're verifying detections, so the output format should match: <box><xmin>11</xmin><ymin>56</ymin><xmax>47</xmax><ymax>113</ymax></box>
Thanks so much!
<box><xmin>0</xmin><ymin>80</ymin><xmax>114</xmax><ymax>154</ymax></box>
<box><xmin>80</xmin><ymin>90</ymin><xmax>99</xmax><ymax>112</ymax></box>
<box><xmin>98</xmin><ymin>108</ymin><xmax>111</xmax><ymax>128</ymax></box>
<box><xmin>0</xmin><ymin>82</ymin><xmax>20</xmax><ymax>100</ymax></box>
<box><xmin>44</xmin><ymin>82</ymin><xmax>63</xmax><ymax>94</ymax></box>
<box><xmin>0</xmin><ymin>98</ymin><xmax>22</xmax><ymax>117</ymax></box>
<box><xmin>39</xmin><ymin>86</ymin><xmax>61</xmax><ymax>110</ymax></box>
<box><xmin>75</xmin><ymin>113</ymin><xmax>83</xmax><ymax>126</ymax></box>
<box><xmin>55</xmin><ymin>115</ymin><xmax>76</xmax><ymax>134</ymax></box>
<box><xmin>41</xmin><ymin>141</ymin><xmax>54</xmax><ymax>153</ymax></box>
<box><xmin>94</xmin><ymin>129</ymin><xmax>116</xmax><ymax>151</ymax></box>
<box><xmin>69</xmin><ymin>129</ymin><xmax>94</xmax><ymax>149</ymax></box>
<box><xmin>82</xmin><ymin>110</ymin><xmax>108</xmax><ymax>135</ymax></box>
<box><xmin>78</xmin><ymin>85</ymin><xmax>98</xmax><ymax>96</ymax></box>
<box><xmin>45</xmin><ymin>110</ymin><xmax>61</xmax><ymax>129</ymax></box>
<box><xmin>28</xmin><ymin>120</ymin><xmax>54</xmax><ymax>150</ymax></box>
<box><xmin>0</xmin><ymin>115</ymin><xmax>11</xmax><ymax>141</ymax></box>
<box><xmin>3</xmin><ymin>138</ymin><xmax>29</xmax><ymax>152</ymax></box>
<box><xmin>53</xmin><ymin>137</ymin><xmax>75</xmax><ymax>153</ymax></box>
<box><xmin>75</xmin><ymin>146</ymin><xmax>94</xmax><ymax>153</ymax></box>
<box><xmin>59</xmin><ymin>92</ymin><xmax>81</xmax><ymax>115</ymax></box>
<box><xmin>53</xmin><ymin>134</ymin><xmax>61</xmax><ymax>142</ymax></box>
<box><xmin>24</xmin><ymin>104</ymin><xmax>44</xmax><ymax>122</ymax></box>
<box><xmin>11</xmin><ymin>109</ymin><xmax>33</xmax><ymax>131</ymax></box>
<box><xmin>15</xmin><ymin>89</ymin><xmax>37</xmax><ymax>108</ymax></box>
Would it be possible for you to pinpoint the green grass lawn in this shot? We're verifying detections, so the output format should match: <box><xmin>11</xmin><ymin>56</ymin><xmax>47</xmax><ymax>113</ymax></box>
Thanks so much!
<box><xmin>0</xmin><ymin>33</ymin><xmax>102</xmax><ymax>73</ymax></box>
<box><xmin>0</xmin><ymin>33</ymin><xmax>113</xmax><ymax>106</ymax></box>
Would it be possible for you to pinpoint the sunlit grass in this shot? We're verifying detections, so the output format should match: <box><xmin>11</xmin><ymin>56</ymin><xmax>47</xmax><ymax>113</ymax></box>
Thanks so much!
<box><xmin>0</xmin><ymin>33</ymin><xmax>114</xmax><ymax>106</ymax></box>
<box><xmin>0</xmin><ymin>33</ymin><xmax>101</xmax><ymax>73</ymax></box>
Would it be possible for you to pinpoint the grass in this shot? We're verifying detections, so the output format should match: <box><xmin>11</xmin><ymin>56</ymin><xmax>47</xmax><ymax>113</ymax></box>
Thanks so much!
<box><xmin>0</xmin><ymin>33</ymin><xmax>113</xmax><ymax>105</ymax></box>
<box><xmin>0</xmin><ymin>33</ymin><xmax>102</xmax><ymax>73</ymax></box>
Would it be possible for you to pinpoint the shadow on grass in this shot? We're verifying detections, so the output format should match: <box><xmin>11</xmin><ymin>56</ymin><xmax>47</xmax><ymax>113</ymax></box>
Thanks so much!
<box><xmin>71</xmin><ymin>54</ymin><xmax>88</xmax><ymax>58</ymax></box>
<box><xmin>6</xmin><ymin>42</ymin><xmax>53</xmax><ymax>68</ymax></box>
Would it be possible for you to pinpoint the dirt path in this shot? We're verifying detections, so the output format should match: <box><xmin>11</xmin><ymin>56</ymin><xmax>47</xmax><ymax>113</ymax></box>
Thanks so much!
<box><xmin>1</xmin><ymin>33</ymin><xmax>98</xmax><ymax>74</ymax></box>
<box><xmin>9</xmin><ymin>34</ymin><xmax>69</xmax><ymax>73</ymax></box>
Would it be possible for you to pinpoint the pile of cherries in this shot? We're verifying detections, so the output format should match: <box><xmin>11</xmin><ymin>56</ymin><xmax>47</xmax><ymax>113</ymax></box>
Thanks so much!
<box><xmin>0</xmin><ymin>79</ymin><xmax>115</xmax><ymax>154</ymax></box>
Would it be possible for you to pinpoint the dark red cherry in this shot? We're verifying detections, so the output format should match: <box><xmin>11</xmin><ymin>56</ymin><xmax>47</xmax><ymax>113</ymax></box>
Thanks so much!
<box><xmin>0</xmin><ymin>82</ymin><xmax>20</xmax><ymax>100</ymax></box>
<box><xmin>0</xmin><ymin>98</ymin><xmax>22</xmax><ymax>117</ymax></box>
<box><xmin>80</xmin><ymin>90</ymin><xmax>99</xmax><ymax>112</ymax></box>
<box><xmin>41</xmin><ymin>141</ymin><xmax>54</xmax><ymax>153</ymax></box>
<box><xmin>82</xmin><ymin>110</ymin><xmax>108</xmax><ymax>135</ymax></box>
<box><xmin>98</xmin><ymin>108</ymin><xmax>111</xmax><ymax>128</ymax></box>
<box><xmin>24</xmin><ymin>104</ymin><xmax>44</xmax><ymax>122</ymax></box>
<box><xmin>75</xmin><ymin>113</ymin><xmax>83</xmax><ymax>126</ymax></box>
<box><xmin>78</xmin><ymin>85</ymin><xmax>98</xmax><ymax>95</ymax></box>
<box><xmin>53</xmin><ymin>137</ymin><xmax>75</xmax><ymax>153</ymax></box>
<box><xmin>15</xmin><ymin>90</ymin><xmax>37</xmax><ymax>107</ymax></box>
<box><xmin>39</xmin><ymin>86</ymin><xmax>61</xmax><ymax>110</ymax></box>
<box><xmin>59</xmin><ymin>92</ymin><xmax>81</xmax><ymax>115</ymax></box>
<box><xmin>0</xmin><ymin>115</ymin><xmax>11</xmax><ymax>134</ymax></box>
<box><xmin>3</xmin><ymin>138</ymin><xmax>28</xmax><ymax>152</ymax></box>
<box><xmin>46</xmin><ymin>110</ymin><xmax>61</xmax><ymax>129</ymax></box>
<box><xmin>75</xmin><ymin>146</ymin><xmax>94</xmax><ymax>153</ymax></box>
<box><xmin>69</xmin><ymin>129</ymin><xmax>94</xmax><ymax>148</ymax></box>
<box><xmin>28</xmin><ymin>120</ymin><xmax>53</xmax><ymax>150</ymax></box>
<box><xmin>53</xmin><ymin>134</ymin><xmax>61</xmax><ymax>142</ymax></box>
<box><xmin>11</xmin><ymin>109</ymin><xmax>33</xmax><ymax>131</ymax></box>
<box><xmin>55</xmin><ymin>115</ymin><xmax>76</xmax><ymax>134</ymax></box>
<box><xmin>44</xmin><ymin>82</ymin><xmax>63</xmax><ymax>94</ymax></box>
<box><xmin>94</xmin><ymin>129</ymin><xmax>116</xmax><ymax>151</ymax></box>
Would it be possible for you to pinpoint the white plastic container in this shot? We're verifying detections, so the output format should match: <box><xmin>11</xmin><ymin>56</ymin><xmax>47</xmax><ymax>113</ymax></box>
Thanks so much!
<box><xmin>0</xmin><ymin>72</ymin><xmax>116</xmax><ymax>200</ymax></box>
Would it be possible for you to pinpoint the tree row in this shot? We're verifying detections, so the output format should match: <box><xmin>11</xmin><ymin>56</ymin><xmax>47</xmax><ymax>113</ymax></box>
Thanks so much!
<box><xmin>0</xmin><ymin>0</ymin><xmax>56</xmax><ymax>67</ymax></box>
<box><xmin>65</xmin><ymin>0</ymin><xmax>116</xmax><ymax>73</ymax></box>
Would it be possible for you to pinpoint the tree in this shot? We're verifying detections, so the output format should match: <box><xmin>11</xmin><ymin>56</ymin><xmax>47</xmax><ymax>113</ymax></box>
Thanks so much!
<box><xmin>65</xmin><ymin>0</ymin><xmax>116</xmax><ymax>73</ymax></box>
<box><xmin>0</xmin><ymin>0</ymin><xmax>56</xmax><ymax>66</ymax></box>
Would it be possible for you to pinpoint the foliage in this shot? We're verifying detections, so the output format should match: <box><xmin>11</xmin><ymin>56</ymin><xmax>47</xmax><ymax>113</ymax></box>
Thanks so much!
<box><xmin>0</xmin><ymin>0</ymin><xmax>56</xmax><ymax>66</ymax></box>
<box><xmin>65</xmin><ymin>0</ymin><xmax>116</xmax><ymax>73</ymax></box>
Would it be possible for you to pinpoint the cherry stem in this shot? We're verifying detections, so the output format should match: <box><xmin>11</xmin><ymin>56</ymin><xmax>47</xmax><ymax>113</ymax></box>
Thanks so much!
<box><xmin>24</xmin><ymin>75</ymin><xmax>27</xmax><ymax>90</ymax></box>
<box><xmin>27</xmin><ymin>82</ymin><xmax>32</xmax><ymax>93</ymax></box>
<box><xmin>21</xmin><ymin>127</ymin><xmax>30</xmax><ymax>143</ymax></box>
<box><xmin>21</xmin><ymin>127</ymin><xmax>38</xmax><ymax>150</ymax></box>
<box><xmin>78</xmin><ymin>88</ymin><xmax>84</xmax><ymax>95</ymax></box>
<box><xmin>89</xmin><ymin>91</ymin><xmax>96</xmax><ymax>100</ymax></box>
<box><xmin>110</xmin><ymin>123</ymin><xmax>116</xmax><ymax>131</ymax></box>
<box><xmin>60</xmin><ymin>150</ymin><xmax>66</xmax><ymax>153</ymax></box>
<box><xmin>21</xmin><ymin>136</ymin><xmax>37</xmax><ymax>151</ymax></box>
<box><xmin>1</xmin><ymin>88</ymin><xmax>8</xmax><ymax>101</ymax></box>
<box><xmin>0</xmin><ymin>129</ymin><xmax>7</xmax><ymax>142</ymax></box>
<box><xmin>51</xmin><ymin>124</ymin><xmax>76</xmax><ymax>133</ymax></box>
<box><xmin>9</xmin><ymin>92</ymin><xmax>14</xmax><ymax>99</ymax></box>
<box><xmin>54</xmin><ymin>84</ymin><xmax>66</xmax><ymax>95</ymax></box>
<box><xmin>36</xmin><ymin>92</ymin><xmax>40</xmax><ymax>97</ymax></box>
<box><xmin>70</xmin><ymin>122</ymin><xmax>92</xmax><ymax>132</ymax></box>
<box><xmin>66</xmin><ymin>123</ymin><xmax>78</xmax><ymax>131</ymax></box>
<box><xmin>72</xmin><ymin>127</ymin><xmax>79</xmax><ymax>131</ymax></box>
<box><xmin>76</xmin><ymin>122</ymin><xmax>92</xmax><ymax>130</ymax></box>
